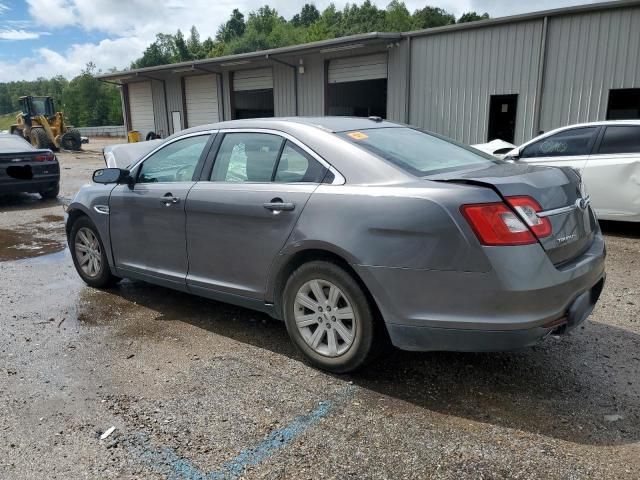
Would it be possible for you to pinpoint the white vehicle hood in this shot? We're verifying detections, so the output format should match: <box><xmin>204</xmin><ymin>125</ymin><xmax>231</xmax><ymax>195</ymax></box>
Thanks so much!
<box><xmin>103</xmin><ymin>139</ymin><xmax>163</xmax><ymax>169</ymax></box>
<box><xmin>471</xmin><ymin>139</ymin><xmax>517</xmax><ymax>158</ymax></box>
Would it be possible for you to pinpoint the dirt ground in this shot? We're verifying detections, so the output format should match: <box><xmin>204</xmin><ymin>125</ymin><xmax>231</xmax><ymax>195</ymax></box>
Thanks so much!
<box><xmin>0</xmin><ymin>138</ymin><xmax>639</xmax><ymax>479</ymax></box>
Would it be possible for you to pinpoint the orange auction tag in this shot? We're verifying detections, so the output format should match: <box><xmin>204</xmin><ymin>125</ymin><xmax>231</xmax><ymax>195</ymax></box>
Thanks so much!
<box><xmin>346</xmin><ymin>131</ymin><xmax>368</xmax><ymax>140</ymax></box>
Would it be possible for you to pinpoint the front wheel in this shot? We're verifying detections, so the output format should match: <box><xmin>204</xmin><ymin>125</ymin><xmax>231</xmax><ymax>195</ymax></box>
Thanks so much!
<box><xmin>69</xmin><ymin>216</ymin><xmax>120</xmax><ymax>288</ymax></box>
<box><xmin>282</xmin><ymin>261</ymin><xmax>377</xmax><ymax>373</ymax></box>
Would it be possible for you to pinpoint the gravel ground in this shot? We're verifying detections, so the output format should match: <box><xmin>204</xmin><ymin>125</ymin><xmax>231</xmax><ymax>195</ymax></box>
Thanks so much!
<box><xmin>1</xmin><ymin>138</ymin><xmax>638</xmax><ymax>479</ymax></box>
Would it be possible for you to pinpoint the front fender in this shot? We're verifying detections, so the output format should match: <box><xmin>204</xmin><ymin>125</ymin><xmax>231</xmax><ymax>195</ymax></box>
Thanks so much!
<box><xmin>65</xmin><ymin>183</ymin><xmax>117</xmax><ymax>268</ymax></box>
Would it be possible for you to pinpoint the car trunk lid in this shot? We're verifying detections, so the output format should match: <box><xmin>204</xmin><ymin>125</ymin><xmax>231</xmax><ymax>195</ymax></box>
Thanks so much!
<box><xmin>430</xmin><ymin>163</ymin><xmax>597</xmax><ymax>265</ymax></box>
<box><xmin>0</xmin><ymin>150</ymin><xmax>57</xmax><ymax>181</ymax></box>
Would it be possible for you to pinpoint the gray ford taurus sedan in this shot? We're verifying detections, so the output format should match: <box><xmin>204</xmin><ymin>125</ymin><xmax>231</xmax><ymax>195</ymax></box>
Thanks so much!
<box><xmin>65</xmin><ymin>117</ymin><xmax>605</xmax><ymax>372</ymax></box>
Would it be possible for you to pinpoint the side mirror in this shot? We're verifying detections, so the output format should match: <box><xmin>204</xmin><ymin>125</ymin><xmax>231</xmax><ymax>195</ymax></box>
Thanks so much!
<box><xmin>92</xmin><ymin>168</ymin><xmax>130</xmax><ymax>184</ymax></box>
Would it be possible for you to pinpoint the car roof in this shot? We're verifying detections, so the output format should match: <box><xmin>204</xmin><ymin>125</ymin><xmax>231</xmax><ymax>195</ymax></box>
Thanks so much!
<box><xmin>518</xmin><ymin>119</ymin><xmax>640</xmax><ymax>148</ymax></box>
<box><xmin>168</xmin><ymin>116</ymin><xmax>404</xmax><ymax>139</ymax></box>
<box><xmin>551</xmin><ymin>120</ymin><xmax>640</xmax><ymax>128</ymax></box>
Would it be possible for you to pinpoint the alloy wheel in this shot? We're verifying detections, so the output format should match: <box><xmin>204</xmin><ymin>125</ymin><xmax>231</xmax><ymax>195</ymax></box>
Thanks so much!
<box><xmin>75</xmin><ymin>227</ymin><xmax>102</xmax><ymax>278</ymax></box>
<box><xmin>294</xmin><ymin>279</ymin><xmax>356</xmax><ymax>357</ymax></box>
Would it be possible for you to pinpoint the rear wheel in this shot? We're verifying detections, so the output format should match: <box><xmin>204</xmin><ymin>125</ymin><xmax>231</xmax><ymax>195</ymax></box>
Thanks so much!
<box><xmin>283</xmin><ymin>261</ymin><xmax>377</xmax><ymax>373</ymax></box>
<box><xmin>69</xmin><ymin>216</ymin><xmax>120</xmax><ymax>288</ymax></box>
<box><xmin>60</xmin><ymin>129</ymin><xmax>81</xmax><ymax>150</ymax></box>
<box><xmin>30</xmin><ymin>128</ymin><xmax>50</xmax><ymax>149</ymax></box>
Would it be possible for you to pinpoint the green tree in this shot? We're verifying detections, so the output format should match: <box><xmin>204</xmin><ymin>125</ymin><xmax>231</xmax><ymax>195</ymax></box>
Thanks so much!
<box><xmin>292</xmin><ymin>4</ymin><xmax>321</xmax><ymax>27</ymax></box>
<box><xmin>385</xmin><ymin>0</ymin><xmax>412</xmax><ymax>32</ymax></box>
<box><xmin>59</xmin><ymin>63</ymin><xmax>121</xmax><ymax>127</ymax></box>
<box><xmin>131</xmin><ymin>33</ymin><xmax>174</xmax><ymax>68</ymax></box>
<box><xmin>187</xmin><ymin>26</ymin><xmax>206</xmax><ymax>59</ymax></box>
<box><xmin>457</xmin><ymin>11</ymin><xmax>490</xmax><ymax>23</ymax></box>
<box><xmin>340</xmin><ymin>1</ymin><xmax>386</xmax><ymax>36</ymax></box>
<box><xmin>305</xmin><ymin>3</ymin><xmax>341</xmax><ymax>41</ymax></box>
<box><xmin>412</xmin><ymin>6</ymin><xmax>455</xmax><ymax>29</ymax></box>
<box><xmin>174</xmin><ymin>29</ymin><xmax>191</xmax><ymax>61</ymax></box>
<box><xmin>216</xmin><ymin>8</ymin><xmax>246</xmax><ymax>42</ymax></box>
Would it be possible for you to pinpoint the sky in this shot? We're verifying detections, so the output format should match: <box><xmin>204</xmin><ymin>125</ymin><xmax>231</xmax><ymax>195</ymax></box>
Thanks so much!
<box><xmin>0</xmin><ymin>0</ymin><xmax>602</xmax><ymax>82</ymax></box>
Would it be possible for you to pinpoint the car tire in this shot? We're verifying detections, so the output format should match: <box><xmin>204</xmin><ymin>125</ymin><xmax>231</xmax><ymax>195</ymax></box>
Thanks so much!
<box><xmin>69</xmin><ymin>216</ymin><xmax>120</xmax><ymax>288</ymax></box>
<box><xmin>40</xmin><ymin>183</ymin><xmax>59</xmax><ymax>199</ymax></box>
<box><xmin>283</xmin><ymin>261</ymin><xmax>377</xmax><ymax>373</ymax></box>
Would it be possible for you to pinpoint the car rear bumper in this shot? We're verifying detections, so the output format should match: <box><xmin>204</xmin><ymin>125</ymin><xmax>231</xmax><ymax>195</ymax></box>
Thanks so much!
<box><xmin>354</xmin><ymin>233</ymin><xmax>606</xmax><ymax>352</ymax></box>
<box><xmin>385</xmin><ymin>276</ymin><xmax>604</xmax><ymax>351</ymax></box>
<box><xmin>0</xmin><ymin>175</ymin><xmax>59</xmax><ymax>194</ymax></box>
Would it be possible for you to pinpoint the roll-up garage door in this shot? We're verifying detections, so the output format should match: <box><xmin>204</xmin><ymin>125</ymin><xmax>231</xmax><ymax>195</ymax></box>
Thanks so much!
<box><xmin>184</xmin><ymin>74</ymin><xmax>220</xmax><ymax>127</ymax></box>
<box><xmin>128</xmin><ymin>81</ymin><xmax>155</xmax><ymax>135</ymax></box>
<box><xmin>233</xmin><ymin>68</ymin><xmax>273</xmax><ymax>91</ymax></box>
<box><xmin>328</xmin><ymin>53</ymin><xmax>388</xmax><ymax>84</ymax></box>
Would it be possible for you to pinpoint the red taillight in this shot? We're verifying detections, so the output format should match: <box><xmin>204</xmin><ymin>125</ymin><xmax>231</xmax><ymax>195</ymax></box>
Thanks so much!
<box><xmin>461</xmin><ymin>196</ymin><xmax>553</xmax><ymax>246</ymax></box>
<box><xmin>505</xmin><ymin>196</ymin><xmax>552</xmax><ymax>238</ymax></box>
<box><xmin>461</xmin><ymin>203</ymin><xmax>537</xmax><ymax>246</ymax></box>
<box><xmin>34</xmin><ymin>153</ymin><xmax>55</xmax><ymax>162</ymax></box>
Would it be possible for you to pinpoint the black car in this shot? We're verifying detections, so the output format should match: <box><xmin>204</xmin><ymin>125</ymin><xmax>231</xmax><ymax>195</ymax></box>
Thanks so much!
<box><xmin>0</xmin><ymin>134</ymin><xmax>60</xmax><ymax>199</ymax></box>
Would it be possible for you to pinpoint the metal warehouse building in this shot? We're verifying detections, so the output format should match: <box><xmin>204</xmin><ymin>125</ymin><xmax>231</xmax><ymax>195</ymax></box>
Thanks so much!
<box><xmin>99</xmin><ymin>0</ymin><xmax>640</xmax><ymax>146</ymax></box>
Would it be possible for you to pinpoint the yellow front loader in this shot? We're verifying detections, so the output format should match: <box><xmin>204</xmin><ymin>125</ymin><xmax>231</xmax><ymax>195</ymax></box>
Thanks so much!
<box><xmin>10</xmin><ymin>95</ymin><xmax>81</xmax><ymax>151</ymax></box>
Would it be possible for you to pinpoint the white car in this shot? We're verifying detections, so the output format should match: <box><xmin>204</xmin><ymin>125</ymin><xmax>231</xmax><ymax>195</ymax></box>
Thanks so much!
<box><xmin>505</xmin><ymin>120</ymin><xmax>640</xmax><ymax>222</ymax></box>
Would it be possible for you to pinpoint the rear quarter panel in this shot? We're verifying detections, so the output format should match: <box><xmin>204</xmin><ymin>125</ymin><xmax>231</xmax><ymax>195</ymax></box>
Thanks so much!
<box><xmin>281</xmin><ymin>182</ymin><xmax>500</xmax><ymax>272</ymax></box>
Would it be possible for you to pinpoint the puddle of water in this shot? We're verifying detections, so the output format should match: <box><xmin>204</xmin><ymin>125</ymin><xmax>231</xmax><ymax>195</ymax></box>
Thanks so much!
<box><xmin>41</xmin><ymin>214</ymin><xmax>65</xmax><ymax>223</ymax></box>
<box><xmin>15</xmin><ymin>247</ymin><xmax>70</xmax><ymax>265</ymax></box>
<box><xmin>0</xmin><ymin>227</ymin><xmax>66</xmax><ymax>261</ymax></box>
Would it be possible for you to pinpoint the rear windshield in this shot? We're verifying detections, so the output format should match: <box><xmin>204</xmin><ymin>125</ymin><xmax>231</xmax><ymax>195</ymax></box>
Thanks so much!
<box><xmin>338</xmin><ymin>127</ymin><xmax>500</xmax><ymax>176</ymax></box>
<box><xmin>0</xmin><ymin>135</ymin><xmax>33</xmax><ymax>153</ymax></box>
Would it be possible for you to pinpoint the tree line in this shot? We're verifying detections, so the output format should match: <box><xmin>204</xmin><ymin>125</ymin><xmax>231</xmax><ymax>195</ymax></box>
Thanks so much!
<box><xmin>0</xmin><ymin>64</ymin><xmax>122</xmax><ymax>127</ymax></box>
<box><xmin>131</xmin><ymin>1</ymin><xmax>489</xmax><ymax>68</ymax></box>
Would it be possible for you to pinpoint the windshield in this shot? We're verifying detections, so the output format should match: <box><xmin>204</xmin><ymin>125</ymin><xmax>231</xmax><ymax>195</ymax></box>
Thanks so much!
<box><xmin>338</xmin><ymin>127</ymin><xmax>500</xmax><ymax>176</ymax></box>
<box><xmin>30</xmin><ymin>98</ymin><xmax>48</xmax><ymax>115</ymax></box>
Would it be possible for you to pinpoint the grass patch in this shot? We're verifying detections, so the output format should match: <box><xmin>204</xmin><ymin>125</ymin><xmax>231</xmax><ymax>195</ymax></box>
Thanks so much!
<box><xmin>0</xmin><ymin>112</ymin><xmax>18</xmax><ymax>131</ymax></box>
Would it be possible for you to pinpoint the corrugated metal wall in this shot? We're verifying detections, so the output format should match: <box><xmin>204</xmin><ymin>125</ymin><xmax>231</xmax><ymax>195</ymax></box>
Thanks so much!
<box><xmin>151</xmin><ymin>79</ymin><xmax>169</xmax><ymax>137</ymax></box>
<box><xmin>540</xmin><ymin>7</ymin><xmax>640</xmax><ymax>132</ymax></box>
<box><xmin>387</xmin><ymin>42</ymin><xmax>408</xmax><ymax>123</ymax></box>
<box><xmin>164</xmin><ymin>75</ymin><xmax>184</xmax><ymax>132</ymax></box>
<box><xmin>297</xmin><ymin>55</ymin><xmax>325</xmax><ymax>116</ymax></box>
<box><xmin>409</xmin><ymin>20</ymin><xmax>544</xmax><ymax>145</ymax></box>
<box><xmin>273</xmin><ymin>62</ymin><xmax>296</xmax><ymax>116</ymax></box>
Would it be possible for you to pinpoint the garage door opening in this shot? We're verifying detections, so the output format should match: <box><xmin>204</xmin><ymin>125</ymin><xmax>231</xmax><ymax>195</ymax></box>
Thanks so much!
<box><xmin>232</xmin><ymin>68</ymin><xmax>274</xmax><ymax>119</ymax></box>
<box><xmin>607</xmin><ymin>89</ymin><xmax>640</xmax><ymax>120</ymax></box>
<box><xmin>326</xmin><ymin>53</ymin><xmax>388</xmax><ymax>118</ymax></box>
<box><xmin>233</xmin><ymin>89</ymin><xmax>274</xmax><ymax>119</ymax></box>
<box><xmin>327</xmin><ymin>79</ymin><xmax>387</xmax><ymax>117</ymax></box>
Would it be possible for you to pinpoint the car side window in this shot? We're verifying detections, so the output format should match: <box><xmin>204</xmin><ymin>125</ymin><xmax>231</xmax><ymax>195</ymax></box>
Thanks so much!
<box><xmin>274</xmin><ymin>141</ymin><xmax>328</xmax><ymax>183</ymax></box>
<box><xmin>520</xmin><ymin>127</ymin><xmax>599</xmax><ymax>158</ymax></box>
<box><xmin>138</xmin><ymin>135</ymin><xmax>210</xmax><ymax>183</ymax></box>
<box><xmin>211</xmin><ymin>133</ymin><xmax>283</xmax><ymax>182</ymax></box>
<box><xmin>597</xmin><ymin>126</ymin><xmax>640</xmax><ymax>154</ymax></box>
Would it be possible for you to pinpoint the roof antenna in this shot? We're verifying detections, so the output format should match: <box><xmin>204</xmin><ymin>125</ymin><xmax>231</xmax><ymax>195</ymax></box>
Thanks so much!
<box><xmin>368</xmin><ymin>116</ymin><xmax>383</xmax><ymax>123</ymax></box>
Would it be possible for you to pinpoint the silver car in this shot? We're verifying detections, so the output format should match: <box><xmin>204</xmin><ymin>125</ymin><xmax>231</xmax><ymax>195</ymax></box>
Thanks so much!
<box><xmin>65</xmin><ymin>117</ymin><xmax>606</xmax><ymax>372</ymax></box>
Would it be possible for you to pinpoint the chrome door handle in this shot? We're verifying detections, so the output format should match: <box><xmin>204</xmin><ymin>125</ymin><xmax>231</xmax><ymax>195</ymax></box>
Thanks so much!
<box><xmin>161</xmin><ymin>195</ymin><xmax>180</xmax><ymax>206</ymax></box>
<box><xmin>263</xmin><ymin>201</ymin><xmax>295</xmax><ymax>212</ymax></box>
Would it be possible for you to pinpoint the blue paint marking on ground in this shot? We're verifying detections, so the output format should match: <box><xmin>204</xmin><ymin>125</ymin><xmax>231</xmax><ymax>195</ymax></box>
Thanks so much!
<box><xmin>128</xmin><ymin>386</ymin><xmax>355</xmax><ymax>479</ymax></box>
<box><xmin>208</xmin><ymin>398</ymin><xmax>335</xmax><ymax>480</ymax></box>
